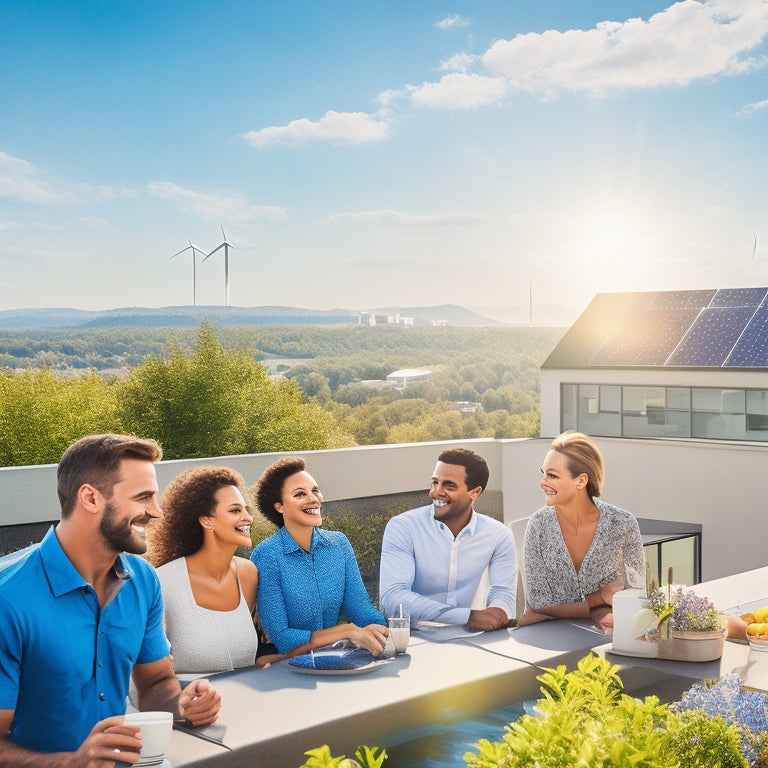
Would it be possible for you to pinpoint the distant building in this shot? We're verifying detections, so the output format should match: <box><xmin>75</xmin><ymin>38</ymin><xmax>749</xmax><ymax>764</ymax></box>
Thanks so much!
<box><xmin>358</xmin><ymin>312</ymin><xmax>376</xmax><ymax>326</ymax></box>
<box><xmin>358</xmin><ymin>379</ymin><xmax>398</xmax><ymax>390</ymax></box>
<box><xmin>386</xmin><ymin>368</ymin><xmax>433</xmax><ymax>389</ymax></box>
<box><xmin>386</xmin><ymin>314</ymin><xmax>415</xmax><ymax>326</ymax></box>
<box><xmin>453</xmin><ymin>401</ymin><xmax>483</xmax><ymax>415</ymax></box>
<box><xmin>540</xmin><ymin>287</ymin><xmax>768</xmax><ymax>441</ymax></box>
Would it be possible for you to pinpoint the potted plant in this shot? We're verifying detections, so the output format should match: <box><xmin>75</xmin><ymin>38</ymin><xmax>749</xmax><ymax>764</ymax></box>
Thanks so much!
<box><xmin>649</xmin><ymin>585</ymin><xmax>727</xmax><ymax>662</ymax></box>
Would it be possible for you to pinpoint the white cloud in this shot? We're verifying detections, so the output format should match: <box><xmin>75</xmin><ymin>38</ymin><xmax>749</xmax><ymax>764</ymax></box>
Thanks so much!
<box><xmin>0</xmin><ymin>152</ymin><xmax>77</xmax><ymax>205</ymax></box>
<box><xmin>435</xmin><ymin>13</ymin><xmax>470</xmax><ymax>30</ymax></box>
<box><xmin>241</xmin><ymin>110</ymin><xmax>389</xmax><ymax>147</ymax></box>
<box><xmin>408</xmin><ymin>73</ymin><xmax>507</xmax><ymax>109</ymax></box>
<box><xmin>329</xmin><ymin>209</ymin><xmax>487</xmax><ymax>227</ymax></box>
<box><xmin>404</xmin><ymin>0</ymin><xmax>768</xmax><ymax>110</ymax></box>
<box><xmin>0</xmin><ymin>151</ymin><xmax>133</xmax><ymax>205</ymax></box>
<box><xmin>482</xmin><ymin>0</ymin><xmax>768</xmax><ymax>95</ymax></box>
<box><xmin>439</xmin><ymin>52</ymin><xmax>479</xmax><ymax>73</ymax></box>
<box><xmin>376</xmin><ymin>89</ymin><xmax>404</xmax><ymax>107</ymax></box>
<box><xmin>147</xmin><ymin>181</ymin><xmax>287</xmax><ymax>224</ymax></box>
<box><xmin>736</xmin><ymin>98</ymin><xmax>768</xmax><ymax>117</ymax></box>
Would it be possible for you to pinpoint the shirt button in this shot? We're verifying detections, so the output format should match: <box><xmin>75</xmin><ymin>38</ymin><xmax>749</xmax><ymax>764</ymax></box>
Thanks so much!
<box><xmin>99</xmin><ymin>693</ymin><xmax>105</xmax><ymax>701</ymax></box>
<box><xmin>98</xmin><ymin>662</ymin><xmax>104</xmax><ymax>668</ymax></box>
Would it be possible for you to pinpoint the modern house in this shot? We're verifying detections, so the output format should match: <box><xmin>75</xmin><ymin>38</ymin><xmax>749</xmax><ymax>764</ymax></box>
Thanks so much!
<box><xmin>540</xmin><ymin>286</ymin><xmax>768</xmax><ymax>441</ymax></box>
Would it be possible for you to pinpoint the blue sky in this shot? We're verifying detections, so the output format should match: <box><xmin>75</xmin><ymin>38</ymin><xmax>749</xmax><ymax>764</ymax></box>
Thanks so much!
<box><xmin>1</xmin><ymin>0</ymin><xmax>767</xmax><ymax>320</ymax></box>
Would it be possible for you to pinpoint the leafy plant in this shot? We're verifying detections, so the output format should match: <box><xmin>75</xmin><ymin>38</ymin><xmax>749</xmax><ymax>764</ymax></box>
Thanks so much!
<box><xmin>665</xmin><ymin>709</ymin><xmax>747</xmax><ymax>767</ymax></box>
<box><xmin>463</xmin><ymin>653</ymin><xmax>750</xmax><ymax>768</ymax></box>
<box><xmin>299</xmin><ymin>744</ymin><xmax>387</xmax><ymax>768</ymax></box>
<box><xmin>673</xmin><ymin>670</ymin><xmax>768</xmax><ymax>764</ymax></box>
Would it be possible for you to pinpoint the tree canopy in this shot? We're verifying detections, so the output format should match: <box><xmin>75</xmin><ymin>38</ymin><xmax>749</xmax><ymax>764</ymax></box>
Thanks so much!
<box><xmin>0</xmin><ymin>322</ymin><xmax>562</xmax><ymax>466</ymax></box>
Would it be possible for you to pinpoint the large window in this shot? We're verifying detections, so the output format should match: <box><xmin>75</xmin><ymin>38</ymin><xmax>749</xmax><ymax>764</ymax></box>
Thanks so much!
<box><xmin>562</xmin><ymin>384</ymin><xmax>768</xmax><ymax>441</ymax></box>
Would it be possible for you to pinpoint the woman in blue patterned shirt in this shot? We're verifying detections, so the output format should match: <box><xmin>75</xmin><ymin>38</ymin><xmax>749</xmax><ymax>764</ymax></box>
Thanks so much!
<box><xmin>250</xmin><ymin>457</ymin><xmax>388</xmax><ymax>655</ymax></box>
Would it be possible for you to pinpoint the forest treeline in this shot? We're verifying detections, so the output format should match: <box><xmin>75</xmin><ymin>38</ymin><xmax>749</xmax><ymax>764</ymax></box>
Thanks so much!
<box><xmin>0</xmin><ymin>323</ymin><xmax>564</xmax><ymax>467</ymax></box>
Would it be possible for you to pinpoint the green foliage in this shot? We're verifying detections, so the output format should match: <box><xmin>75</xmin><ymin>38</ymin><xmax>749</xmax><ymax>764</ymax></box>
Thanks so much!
<box><xmin>113</xmin><ymin>322</ymin><xmax>352</xmax><ymax>459</ymax></box>
<box><xmin>298</xmin><ymin>744</ymin><xmax>387</xmax><ymax>768</ymax></box>
<box><xmin>0</xmin><ymin>322</ymin><xmax>556</xmax><ymax>464</ymax></box>
<box><xmin>665</xmin><ymin>710</ymin><xmax>747</xmax><ymax>768</ymax></box>
<box><xmin>0</xmin><ymin>370</ymin><xmax>118</xmax><ymax>465</ymax></box>
<box><xmin>464</xmin><ymin>653</ymin><xmax>747</xmax><ymax>768</ymax></box>
<box><xmin>114</xmin><ymin>323</ymin><xmax>257</xmax><ymax>458</ymax></box>
<box><xmin>333</xmin><ymin>395</ymin><xmax>540</xmax><ymax>446</ymax></box>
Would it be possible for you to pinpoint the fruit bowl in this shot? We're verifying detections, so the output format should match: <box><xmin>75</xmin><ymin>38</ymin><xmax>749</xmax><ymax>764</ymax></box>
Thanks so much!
<box><xmin>748</xmin><ymin>636</ymin><xmax>768</xmax><ymax>652</ymax></box>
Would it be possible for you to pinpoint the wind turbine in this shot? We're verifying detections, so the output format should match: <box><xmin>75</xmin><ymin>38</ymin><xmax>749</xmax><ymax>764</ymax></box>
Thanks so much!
<box><xmin>171</xmin><ymin>238</ymin><xmax>206</xmax><ymax>306</ymax></box>
<box><xmin>203</xmin><ymin>227</ymin><xmax>235</xmax><ymax>306</ymax></box>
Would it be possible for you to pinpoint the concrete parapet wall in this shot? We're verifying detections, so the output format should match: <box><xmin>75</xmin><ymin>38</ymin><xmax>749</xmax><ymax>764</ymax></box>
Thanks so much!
<box><xmin>1</xmin><ymin>436</ymin><xmax>765</xmax><ymax>581</ymax></box>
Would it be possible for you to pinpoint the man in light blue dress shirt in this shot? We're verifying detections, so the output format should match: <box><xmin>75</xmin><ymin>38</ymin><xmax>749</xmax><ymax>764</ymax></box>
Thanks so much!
<box><xmin>379</xmin><ymin>448</ymin><xmax>517</xmax><ymax>630</ymax></box>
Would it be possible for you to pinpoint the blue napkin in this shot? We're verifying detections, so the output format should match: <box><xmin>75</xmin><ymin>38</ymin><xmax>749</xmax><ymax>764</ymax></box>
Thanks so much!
<box><xmin>288</xmin><ymin>646</ymin><xmax>378</xmax><ymax>670</ymax></box>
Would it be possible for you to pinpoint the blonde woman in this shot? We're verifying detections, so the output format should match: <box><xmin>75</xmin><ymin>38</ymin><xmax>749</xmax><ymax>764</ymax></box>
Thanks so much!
<box><xmin>520</xmin><ymin>431</ymin><xmax>644</xmax><ymax>631</ymax></box>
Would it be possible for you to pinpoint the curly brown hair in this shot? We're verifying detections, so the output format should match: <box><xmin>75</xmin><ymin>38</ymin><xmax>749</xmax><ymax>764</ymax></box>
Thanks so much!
<box><xmin>147</xmin><ymin>466</ymin><xmax>249</xmax><ymax>567</ymax></box>
<box><xmin>251</xmin><ymin>457</ymin><xmax>306</xmax><ymax>528</ymax></box>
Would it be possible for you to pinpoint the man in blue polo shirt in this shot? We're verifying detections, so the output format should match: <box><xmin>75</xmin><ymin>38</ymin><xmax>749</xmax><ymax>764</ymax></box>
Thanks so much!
<box><xmin>0</xmin><ymin>434</ymin><xmax>221</xmax><ymax>765</ymax></box>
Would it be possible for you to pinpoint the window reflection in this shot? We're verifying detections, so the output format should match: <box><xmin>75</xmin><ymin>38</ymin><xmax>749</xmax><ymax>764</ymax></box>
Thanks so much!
<box><xmin>562</xmin><ymin>384</ymin><xmax>768</xmax><ymax>441</ymax></box>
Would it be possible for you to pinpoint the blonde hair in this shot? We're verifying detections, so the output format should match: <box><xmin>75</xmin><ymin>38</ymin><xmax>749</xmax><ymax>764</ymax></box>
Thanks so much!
<box><xmin>550</xmin><ymin>431</ymin><xmax>604</xmax><ymax>499</ymax></box>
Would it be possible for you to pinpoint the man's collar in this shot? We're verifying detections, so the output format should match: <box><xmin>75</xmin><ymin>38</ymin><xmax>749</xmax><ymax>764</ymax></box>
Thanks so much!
<box><xmin>40</xmin><ymin>525</ymin><xmax>130</xmax><ymax>597</ymax></box>
<box><xmin>431</xmin><ymin>507</ymin><xmax>479</xmax><ymax>535</ymax></box>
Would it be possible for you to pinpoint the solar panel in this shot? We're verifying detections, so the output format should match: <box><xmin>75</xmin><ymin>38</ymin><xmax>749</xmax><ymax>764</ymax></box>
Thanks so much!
<box><xmin>546</xmin><ymin>286</ymin><xmax>768</xmax><ymax>370</ymax></box>
<box><xmin>666</xmin><ymin>307</ymin><xmax>756</xmax><ymax>366</ymax></box>
<box><xmin>725</xmin><ymin>308</ymin><xmax>768</xmax><ymax>367</ymax></box>
<box><xmin>710</xmin><ymin>287</ymin><xmax>768</xmax><ymax>308</ymax></box>
<box><xmin>649</xmin><ymin>290</ymin><xmax>716</xmax><ymax>310</ymax></box>
<box><xmin>590</xmin><ymin>308</ymin><xmax>700</xmax><ymax>366</ymax></box>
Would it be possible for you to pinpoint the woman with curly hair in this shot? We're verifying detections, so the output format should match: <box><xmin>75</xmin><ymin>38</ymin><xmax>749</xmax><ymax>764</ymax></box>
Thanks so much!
<box><xmin>147</xmin><ymin>466</ymin><xmax>274</xmax><ymax>675</ymax></box>
<box><xmin>249</xmin><ymin>457</ymin><xmax>388</xmax><ymax>656</ymax></box>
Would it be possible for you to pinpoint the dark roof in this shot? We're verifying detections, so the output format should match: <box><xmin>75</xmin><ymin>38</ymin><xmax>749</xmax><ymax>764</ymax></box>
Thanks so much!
<box><xmin>542</xmin><ymin>287</ymin><xmax>768</xmax><ymax>370</ymax></box>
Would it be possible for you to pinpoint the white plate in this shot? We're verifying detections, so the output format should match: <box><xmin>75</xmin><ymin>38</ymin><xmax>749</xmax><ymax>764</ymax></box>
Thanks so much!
<box><xmin>287</xmin><ymin>659</ymin><xmax>391</xmax><ymax>675</ymax></box>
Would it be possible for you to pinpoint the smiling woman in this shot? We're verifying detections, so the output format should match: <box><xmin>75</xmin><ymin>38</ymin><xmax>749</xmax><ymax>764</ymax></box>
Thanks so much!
<box><xmin>146</xmin><ymin>467</ymin><xmax>272</xmax><ymax>676</ymax></box>
<box><xmin>519</xmin><ymin>431</ymin><xmax>645</xmax><ymax>631</ymax></box>
<box><xmin>250</xmin><ymin>457</ymin><xmax>388</xmax><ymax>657</ymax></box>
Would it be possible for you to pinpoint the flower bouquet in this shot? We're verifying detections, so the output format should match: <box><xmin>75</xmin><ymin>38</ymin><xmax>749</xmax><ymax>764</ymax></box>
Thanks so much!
<box><xmin>648</xmin><ymin>584</ymin><xmax>727</xmax><ymax>662</ymax></box>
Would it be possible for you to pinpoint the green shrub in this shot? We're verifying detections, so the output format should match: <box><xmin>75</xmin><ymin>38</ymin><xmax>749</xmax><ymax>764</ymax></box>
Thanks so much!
<box><xmin>464</xmin><ymin>654</ymin><xmax>747</xmax><ymax>768</ymax></box>
<box><xmin>299</xmin><ymin>744</ymin><xmax>387</xmax><ymax>767</ymax></box>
